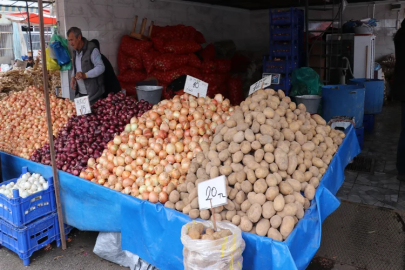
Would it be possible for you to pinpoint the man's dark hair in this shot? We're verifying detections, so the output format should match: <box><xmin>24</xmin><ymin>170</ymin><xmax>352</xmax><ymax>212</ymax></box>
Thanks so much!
<box><xmin>90</xmin><ymin>39</ymin><xmax>100</xmax><ymax>51</ymax></box>
<box><xmin>67</xmin><ymin>27</ymin><xmax>82</xmax><ymax>38</ymax></box>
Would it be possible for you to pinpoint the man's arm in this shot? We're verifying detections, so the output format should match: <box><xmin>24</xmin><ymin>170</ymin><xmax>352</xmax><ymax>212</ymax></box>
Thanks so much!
<box><xmin>86</xmin><ymin>48</ymin><xmax>105</xmax><ymax>78</ymax></box>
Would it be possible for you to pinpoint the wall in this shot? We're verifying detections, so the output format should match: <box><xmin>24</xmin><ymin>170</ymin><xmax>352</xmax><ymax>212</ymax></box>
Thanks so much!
<box><xmin>55</xmin><ymin>0</ymin><xmax>269</xmax><ymax>73</ymax></box>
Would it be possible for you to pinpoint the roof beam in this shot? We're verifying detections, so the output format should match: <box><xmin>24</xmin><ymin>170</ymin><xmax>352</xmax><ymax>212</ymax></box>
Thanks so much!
<box><xmin>6</xmin><ymin>0</ymin><xmax>54</xmax><ymax>4</ymax></box>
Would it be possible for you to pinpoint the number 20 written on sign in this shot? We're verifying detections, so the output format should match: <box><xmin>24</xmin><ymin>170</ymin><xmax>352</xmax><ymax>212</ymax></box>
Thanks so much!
<box><xmin>198</xmin><ymin>175</ymin><xmax>228</xmax><ymax>210</ymax></box>
<box><xmin>205</xmin><ymin>186</ymin><xmax>227</xmax><ymax>201</ymax></box>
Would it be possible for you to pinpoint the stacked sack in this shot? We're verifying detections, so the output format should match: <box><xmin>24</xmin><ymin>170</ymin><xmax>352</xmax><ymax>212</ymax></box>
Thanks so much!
<box><xmin>149</xmin><ymin>25</ymin><xmax>204</xmax><ymax>99</ymax></box>
<box><xmin>199</xmin><ymin>44</ymin><xmax>244</xmax><ymax>105</ymax></box>
<box><xmin>117</xmin><ymin>36</ymin><xmax>152</xmax><ymax>95</ymax></box>
<box><xmin>117</xmin><ymin>25</ymin><xmax>244</xmax><ymax>104</ymax></box>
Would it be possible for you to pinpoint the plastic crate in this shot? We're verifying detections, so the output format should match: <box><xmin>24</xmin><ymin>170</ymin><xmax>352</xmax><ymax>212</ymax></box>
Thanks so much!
<box><xmin>270</xmin><ymin>27</ymin><xmax>303</xmax><ymax>41</ymax></box>
<box><xmin>276</xmin><ymin>79</ymin><xmax>292</xmax><ymax>95</ymax></box>
<box><xmin>270</xmin><ymin>8</ymin><xmax>304</xmax><ymax>26</ymax></box>
<box><xmin>355</xmin><ymin>126</ymin><xmax>364</xmax><ymax>150</ymax></box>
<box><xmin>263</xmin><ymin>58</ymin><xmax>299</xmax><ymax>74</ymax></box>
<box><xmin>269</xmin><ymin>43</ymin><xmax>300</xmax><ymax>58</ymax></box>
<box><xmin>363</xmin><ymin>114</ymin><xmax>375</xmax><ymax>133</ymax></box>
<box><xmin>0</xmin><ymin>167</ymin><xmax>56</xmax><ymax>228</ymax></box>
<box><xmin>0</xmin><ymin>212</ymin><xmax>72</xmax><ymax>266</ymax></box>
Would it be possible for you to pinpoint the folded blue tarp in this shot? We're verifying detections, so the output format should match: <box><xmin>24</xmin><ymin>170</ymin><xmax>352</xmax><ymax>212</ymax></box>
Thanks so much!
<box><xmin>0</xmin><ymin>126</ymin><xmax>360</xmax><ymax>270</ymax></box>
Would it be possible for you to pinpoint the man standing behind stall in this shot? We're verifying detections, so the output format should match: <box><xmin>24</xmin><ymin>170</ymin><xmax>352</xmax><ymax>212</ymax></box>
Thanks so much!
<box><xmin>68</xmin><ymin>27</ymin><xmax>105</xmax><ymax>105</ymax></box>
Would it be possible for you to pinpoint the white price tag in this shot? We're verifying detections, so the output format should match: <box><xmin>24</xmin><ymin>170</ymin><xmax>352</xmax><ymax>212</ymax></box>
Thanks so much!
<box><xmin>74</xmin><ymin>96</ymin><xmax>91</xmax><ymax>116</ymax></box>
<box><xmin>198</xmin><ymin>175</ymin><xmax>228</xmax><ymax>210</ymax></box>
<box><xmin>249</xmin><ymin>75</ymin><xmax>272</xmax><ymax>95</ymax></box>
<box><xmin>184</xmin><ymin>75</ymin><xmax>208</xmax><ymax>98</ymax></box>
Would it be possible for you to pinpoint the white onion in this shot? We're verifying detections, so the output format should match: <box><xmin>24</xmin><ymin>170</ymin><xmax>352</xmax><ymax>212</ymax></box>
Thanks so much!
<box><xmin>0</xmin><ymin>172</ymin><xmax>49</xmax><ymax>199</ymax></box>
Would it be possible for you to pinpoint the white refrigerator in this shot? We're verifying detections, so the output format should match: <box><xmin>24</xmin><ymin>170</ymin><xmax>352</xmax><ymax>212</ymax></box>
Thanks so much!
<box><xmin>353</xmin><ymin>35</ymin><xmax>375</xmax><ymax>79</ymax></box>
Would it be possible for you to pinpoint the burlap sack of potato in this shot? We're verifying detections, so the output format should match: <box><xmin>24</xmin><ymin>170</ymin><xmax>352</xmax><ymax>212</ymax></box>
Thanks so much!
<box><xmin>181</xmin><ymin>220</ymin><xmax>245</xmax><ymax>270</ymax></box>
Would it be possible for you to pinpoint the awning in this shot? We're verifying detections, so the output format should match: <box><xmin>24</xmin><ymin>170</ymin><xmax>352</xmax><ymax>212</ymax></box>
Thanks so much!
<box><xmin>4</xmin><ymin>11</ymin><xmax>55</xmax><ymax>26</ymax></box>
<box><xmin>0</xmin><ymin>6</ymin><xmax>38</xmax><ymax>13</ymax></box>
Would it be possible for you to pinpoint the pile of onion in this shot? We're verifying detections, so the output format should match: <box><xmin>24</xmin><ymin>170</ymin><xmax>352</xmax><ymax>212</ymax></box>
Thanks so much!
<box><xmin>0</xmin><ymin>86</ymin><xmax>75</xmax><ymax>159</ymax></box>
<box><xmin>83</xmin><ymin>93</ymin><xmax>234</xmax><ymax>204</ymax></box>
<box><xmin>30</xmin><ymin>92</ymin><xmax>152</xmax><ymax>175</ymax></box>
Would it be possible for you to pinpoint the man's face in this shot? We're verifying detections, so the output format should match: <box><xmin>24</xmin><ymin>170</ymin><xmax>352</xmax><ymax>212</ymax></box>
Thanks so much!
<box><xmin>68</xmin><ymin>32</ymin><xmax>81</xmax><ymax>50</ymax></box>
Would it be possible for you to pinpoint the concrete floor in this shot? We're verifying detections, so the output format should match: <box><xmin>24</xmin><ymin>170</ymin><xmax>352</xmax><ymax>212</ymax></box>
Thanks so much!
<box><xmin>337</xmin><ymin>101</ymin><xmax>403</xmax><ymax>209</ymax></box>
<box><xmin>0</xmin><ymin>229</ymin><xmax>125</xmax><ymax>270</ymax></box>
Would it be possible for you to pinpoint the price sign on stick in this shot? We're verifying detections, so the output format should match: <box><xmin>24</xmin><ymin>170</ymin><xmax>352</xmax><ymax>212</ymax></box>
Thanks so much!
<box><xmin>184</xmin><ymin>75</ymin><xmax>208</xmax><ymax>98</ymax></box>
<box><xmin>249</xmin><ymin>75</ymin><xmax>272</xmax><ymax>95</ymax></box>
<box><xmin>198</xmin><ymin>175</ymin><xmax>228</xmax><ymax>231</ymax></box>
<box><xmin>198</xmin><ymin>175</ymin><xmax>228</xmax><ymax>210</ymax></box>
<box><xmin>74</xmin><ymin>96</ymin><xmax>91</xmax><ymax>116</ymax></box>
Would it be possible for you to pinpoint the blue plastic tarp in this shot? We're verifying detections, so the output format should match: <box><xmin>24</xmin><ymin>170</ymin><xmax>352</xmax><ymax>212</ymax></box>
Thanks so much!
<box><xmin>0</xmin><ymin>126</ymin><xmax>360</xmax><ymax>270</ymax></box>
<box><xmin>0</xmin><ymin>153</ymin><xmax>122</xmax><ymax>232</ymax></box>
<box><xmin>120</xmin><ymin>126</ymin><xmax>360</xmax><ymax>270</ymax></box>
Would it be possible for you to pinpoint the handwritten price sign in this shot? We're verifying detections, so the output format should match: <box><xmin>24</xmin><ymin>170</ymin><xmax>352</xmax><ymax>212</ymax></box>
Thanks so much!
<box><xmin>248</xmin><ymin>75</ymin><xmax>272</xmax><ymax>96</ymax></box>
<box><xmin>74</xmin><ymin>96</ymin><xmax>91</xmax><ymax>116</ymax></box>
<box><xmin>198</xmin><ymin>175</ymin><xmax>228</xmax><ymax>210</ymax></box>
<box><xmin>184</xmin><ymin>75</ymin><xmax>208</xmax><ymax>98</ymax></box>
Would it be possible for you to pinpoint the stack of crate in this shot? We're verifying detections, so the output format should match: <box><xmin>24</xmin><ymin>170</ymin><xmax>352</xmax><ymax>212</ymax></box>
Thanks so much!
<box><xmin>263</xmin><ymin>8</ymin><xmax>304</xmax><ymax>95</ymax></box>
<box><xmin>0</xmin><ymin>167</ymin><xmax>71</xmax><ymax>266</ymax></box>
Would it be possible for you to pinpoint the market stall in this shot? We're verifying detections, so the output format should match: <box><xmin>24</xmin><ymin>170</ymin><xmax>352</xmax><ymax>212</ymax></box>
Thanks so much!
<box><xmin>0</xmin><ymin>2</ymin><xmax>365</xmax><ymax>268</ymax></box>
<box><xmin>0</xmin><ymin>123</ymin><xmax>359</xmax><ymax>269</ymax></box>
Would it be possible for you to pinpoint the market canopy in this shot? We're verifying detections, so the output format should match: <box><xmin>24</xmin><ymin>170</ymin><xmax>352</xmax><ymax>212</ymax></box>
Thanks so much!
<box><xmin>0</xmin><ymin>0</ymin><xmax>54</xmax><ymax>17</ymax></box>
<box><xmin>4</xmin><ymin>10</ymin><xmax>55</xmax><ymax>26</ymax></box>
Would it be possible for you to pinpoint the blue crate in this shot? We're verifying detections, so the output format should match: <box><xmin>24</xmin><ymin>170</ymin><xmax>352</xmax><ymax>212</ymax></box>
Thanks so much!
<box><xmin>0</xmin><ymin>167</ymin><xmax>56</xmax><ymax>228</ymax></box>
<box><xmin>263</xmin><ymin>58</ymin><xmax>299</xmax><ymax>74</ymax></box>
<box><xmin>363</xmin><ymin>114</ymin><xmax>375</xmax><ymax>133</ymax></box>
<box><xmin>269</xmin><ymin>43</ymin><xmax>300</xmax><ymax>58</ymax></box>
<box><xmin>276</xmin><ymin>78</ymin><xmax>292</xmax><ymax>95</ymax></box>
<box><xmin>270</xmin><ymin>26</ymin><xmax>303</xmax><ymax>41</ymax></box>
<box><xmin>355</xmin><ymin>126</ymin><xmax>364</xmax><ymax>150</ymax></box>
<box><xmin>270</xmin><ymin>8</ymin><xmax>304</xmax><ymax>26</ymax></box>
<box><xmin>0</xmin><ymin>212</ymin><xmax>72</xmax><ymax>266</ymax></box>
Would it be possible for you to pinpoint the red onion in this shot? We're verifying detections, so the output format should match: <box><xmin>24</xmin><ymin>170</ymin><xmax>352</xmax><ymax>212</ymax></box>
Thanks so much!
<box><xmin>30</xmin><ymin>93</ymin><xmax>151</xmax><ymax>176</ymax></box>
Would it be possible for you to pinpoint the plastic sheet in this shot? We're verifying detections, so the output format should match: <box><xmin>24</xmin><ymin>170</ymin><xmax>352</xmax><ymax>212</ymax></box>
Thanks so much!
<box><xmin>94</xmin><ymin>232</ymin><xmax>158</xmax><ymax>270</ymax></box>
<box><xmin>0</xmin><ymin>152</ymin><xmax>122</xmax><ymax>232</ymax></box>
<box><xmin>181</xmin><ymin>221</ymin><xmax>245</xmax><ymax>270</ymax></box>
<box><xmin>120</xmin><ymin>126</ymin><xmax>360</xmax><ymax>270</ymax></box>
<box><xmin>0</xmin><ymin>125</ymin><xmax>360</xmax><ymax>270</ymax></box>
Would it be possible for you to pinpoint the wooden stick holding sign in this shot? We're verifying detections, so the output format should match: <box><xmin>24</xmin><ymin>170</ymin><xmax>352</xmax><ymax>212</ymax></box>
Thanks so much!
<box><xmin>209</xmin><ymin>200</ymin><xmax>217</xmax><ymax>232</ymax></box>
<box><xmin>198</xmin><ymin>175</ymin><xmax>228</xmax><ymax>232</ymax></box>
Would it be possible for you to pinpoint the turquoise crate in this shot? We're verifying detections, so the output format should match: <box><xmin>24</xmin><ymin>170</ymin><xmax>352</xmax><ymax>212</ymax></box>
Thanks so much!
<box><xmin>0</xmin><ymin>212</ymin><xmax>72</xmax><ymax>266</ymax></box>
<box><xmin>0</xmin><ymin>167</ymin><xmax>56</xmax><ymax>228</ymax></box>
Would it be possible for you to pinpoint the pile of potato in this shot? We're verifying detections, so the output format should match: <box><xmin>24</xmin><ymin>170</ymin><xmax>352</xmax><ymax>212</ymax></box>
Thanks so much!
<box><xmin>187</xmin><ymin>222</ymin><xmax>232</xmax><ymax>240</ymax></box>
<box><xmin>166</xmin><ymin>89</ymin><xmax>345</xmax><ymax>241</ymax></box>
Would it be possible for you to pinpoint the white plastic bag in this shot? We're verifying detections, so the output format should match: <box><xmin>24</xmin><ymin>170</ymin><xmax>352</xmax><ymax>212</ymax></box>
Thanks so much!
<box><xmin>181</xmin><ymin>221</ymin><xmax>245</xmax><ymax>270</ymax></box>
<box><xmin>1</xmin><ymin>64</ymin><xmax>10</xmax><ymax>72</ymax></box>
<box><xmin>93</xmin><ymin>232</ymin><xmax>158</xmax><ymax>270</ymax></box>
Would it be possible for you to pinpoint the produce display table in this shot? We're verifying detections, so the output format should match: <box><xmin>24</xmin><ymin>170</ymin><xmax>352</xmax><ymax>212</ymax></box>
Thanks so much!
<box><xmin>0</xmin><ymin>126</ymin><xmax>360</xmax><ymax>270</ymax></box>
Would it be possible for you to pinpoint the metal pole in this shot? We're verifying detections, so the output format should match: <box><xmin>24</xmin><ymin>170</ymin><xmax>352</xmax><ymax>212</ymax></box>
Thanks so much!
<box><xmin>25</xmin><ymin>1</ymin><xmax>33</xmax><ymax>55</ymax></box>
<box><xmin>305</xmin><ymin>0</ymin><xmax>309</xmax><ymax>66</ymax></box>
<box><xmin>37</xmin><ymin>0</ymin><xmax>67</xmax><ymax>250</ymax></box>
